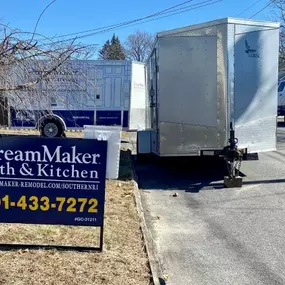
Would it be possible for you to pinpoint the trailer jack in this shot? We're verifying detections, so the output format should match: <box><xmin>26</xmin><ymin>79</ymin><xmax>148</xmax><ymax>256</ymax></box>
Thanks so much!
<box><xmin>221</xmin><ymin>123</ymin><xmax>243</xmax><ymax>188</ymax></box>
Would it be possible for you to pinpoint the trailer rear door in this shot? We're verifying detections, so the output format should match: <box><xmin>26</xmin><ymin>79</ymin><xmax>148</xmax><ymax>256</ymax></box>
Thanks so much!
<box><xmin>234</xmin><ymin>27</ymin><xmax>279</xmax><ymax>153</ymax></box>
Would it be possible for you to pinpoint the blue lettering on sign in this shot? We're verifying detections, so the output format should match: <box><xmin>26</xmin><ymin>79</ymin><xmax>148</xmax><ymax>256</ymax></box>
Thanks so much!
<box><xmin>96</xmin><ymin>110</ymin><xmax>122</xmax><ymax>126</ymax></box>
<box><xmin>10</xmin><ymin>109</ymin><xmax>39</xmax><ymax>127</ymax></box>
<box><xmin>0</xmin><ymin>137</ymin><xmax>107</xmax><ymax>226</ymax></box>
<box><xmin>10</xmin><ymin>109</ymin><xmax>129</xmax><ymax>128</ymax></box>
<box><xmin>53</xmin><ymin>110</ymin><xmax>95</xmax><ymax>128</ymax></box>
<box><xmin>96</xmin><ymin>110</ymin><xmax>129</xmax><ymax>127</ymax></box>
<box><xmin>10</xmin><ymin>109</ymin><xmax>95</xmax><ymax>128</ymax></box>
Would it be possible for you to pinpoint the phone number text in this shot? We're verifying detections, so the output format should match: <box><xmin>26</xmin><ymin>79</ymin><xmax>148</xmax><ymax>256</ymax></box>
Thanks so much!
<box><xmin>0</xmin><ymin>195</ymin><xmax>98</xmax><ymax>213</ymax></box>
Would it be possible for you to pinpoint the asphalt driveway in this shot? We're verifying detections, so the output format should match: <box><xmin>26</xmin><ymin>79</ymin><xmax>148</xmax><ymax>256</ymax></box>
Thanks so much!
<box><xmin>133</xmin><ymin>124</ymin><xmax>285</xmax><ymax>285</ymax></box>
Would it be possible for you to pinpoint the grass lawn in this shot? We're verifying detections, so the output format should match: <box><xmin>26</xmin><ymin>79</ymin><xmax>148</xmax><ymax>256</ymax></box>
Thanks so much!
<box><xmin>0</xmin><ymin>128</ymin><xmax>130</xmax><ymax>139</ymax></box>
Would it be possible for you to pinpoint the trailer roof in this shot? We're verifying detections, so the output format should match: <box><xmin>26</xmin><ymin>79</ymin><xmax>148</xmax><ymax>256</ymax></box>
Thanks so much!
<box><xmin>156</xmin><ymin>17</ymin><xmax>280</xmax><ymax>37</ymax></box>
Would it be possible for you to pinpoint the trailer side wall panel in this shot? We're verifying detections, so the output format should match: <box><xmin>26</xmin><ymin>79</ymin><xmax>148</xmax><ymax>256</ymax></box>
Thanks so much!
<box><xmin>8</xmin><ymin>60</ymin><xmax>146</xmax><ymax>130</ymax></box>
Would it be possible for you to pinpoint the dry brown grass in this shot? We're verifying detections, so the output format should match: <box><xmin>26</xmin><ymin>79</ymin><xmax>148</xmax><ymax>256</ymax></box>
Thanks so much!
<box><xmin>0</xmin><ymin>132</ymin><xmax>150</xmax><ymax>284</ymax></box>
<box><xmin>0</xmin><ymin>128</ymin><xmax>129</xmax><ymax>139</ymax></box>
<box><xmin>0</xmin><ymin>128</ymin><xmax>83</xmax><ymax>138</ymax></box>
<box><xmin>0</xmin><ymin>128</ymin><xmax>40</xmax><ymax>136</ymax></box>
<box><xmin>0</xmin><ymin>180</ymin><xmax>150</xmax><ymax>285</ymax></box>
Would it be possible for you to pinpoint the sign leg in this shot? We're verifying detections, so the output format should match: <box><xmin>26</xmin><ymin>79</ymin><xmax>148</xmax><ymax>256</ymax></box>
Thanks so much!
<box><xmin>99</xmin><ymin>226</ymin><xmax>104</xmax><ymax>251</ymax></box>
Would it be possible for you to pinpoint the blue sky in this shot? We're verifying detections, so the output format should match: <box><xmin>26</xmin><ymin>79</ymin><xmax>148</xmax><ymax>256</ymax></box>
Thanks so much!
<box><xmin>0</xmin><ymin>0</ymin><xmax>278</xmax><ymax>54</ymax></box>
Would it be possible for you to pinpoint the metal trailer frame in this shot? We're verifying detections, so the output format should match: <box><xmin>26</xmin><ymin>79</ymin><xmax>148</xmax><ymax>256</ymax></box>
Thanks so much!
<box><xmin>138</xmin><ymin>17</ymin><xmax>280</xmax><ymax>159</ymax></box>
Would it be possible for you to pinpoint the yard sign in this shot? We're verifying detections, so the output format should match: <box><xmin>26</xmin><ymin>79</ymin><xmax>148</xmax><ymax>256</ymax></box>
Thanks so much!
<box><xmin>0</xmin><ymin>136</ymin><xmax>107</xmax><ymax>251</ymax></box>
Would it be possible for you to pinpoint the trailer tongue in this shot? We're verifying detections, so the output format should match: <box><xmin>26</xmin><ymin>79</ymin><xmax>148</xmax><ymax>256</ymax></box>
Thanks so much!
<box><xmin>221</xmin><ymin>122</ymin><xmax>243</xmax><ymax>188</ymax></box>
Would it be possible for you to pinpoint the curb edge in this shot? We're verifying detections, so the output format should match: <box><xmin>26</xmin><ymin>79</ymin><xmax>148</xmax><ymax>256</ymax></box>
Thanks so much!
<box><xmin>129</xmin><ymin>151</ymin><xmax>165</xmax><ymax>285</ymax></box>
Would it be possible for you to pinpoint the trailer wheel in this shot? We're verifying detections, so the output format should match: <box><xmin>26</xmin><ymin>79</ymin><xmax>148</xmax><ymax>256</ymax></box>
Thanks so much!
<box><xmin>40</xmin><ymin>119</ymin><xmax>63</xmax><ymax>138</ymax></box>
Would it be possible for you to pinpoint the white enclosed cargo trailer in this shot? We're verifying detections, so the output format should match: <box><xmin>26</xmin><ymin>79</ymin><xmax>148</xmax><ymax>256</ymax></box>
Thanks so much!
<box><xmin>138</xmin><ymin>17</ymin><xmax>280</xmax><ymax>159</ymax></box>
<box><xmin>6</xmin><ymin>60</ymin><xmax>146</xmax><ymax>137</ymax></box>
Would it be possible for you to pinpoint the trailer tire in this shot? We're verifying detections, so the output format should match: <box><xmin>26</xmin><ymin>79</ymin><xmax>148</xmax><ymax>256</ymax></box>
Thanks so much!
<box><xmin>40</xmin><ymin>118</ymin><xmax>64</xmax><ymax>138</ymax></box>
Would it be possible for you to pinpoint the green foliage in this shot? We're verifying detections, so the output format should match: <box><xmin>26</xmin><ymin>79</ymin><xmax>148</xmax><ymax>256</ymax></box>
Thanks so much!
<box><xmin>98</xmin><ymin>34</ymin><xmax>126</xmax><ymax>60</ymax></box>
<box><xmin>98</xmin><ymin>40</ymin><xmax>111</xmax><ymax>60</ymax></box>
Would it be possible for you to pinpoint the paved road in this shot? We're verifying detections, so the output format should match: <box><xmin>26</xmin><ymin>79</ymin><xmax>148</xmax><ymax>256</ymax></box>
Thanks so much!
<box><xmin>132</xmin><ymin>124</ymin><xmax>285</xmax><ymax>285</ymax></box>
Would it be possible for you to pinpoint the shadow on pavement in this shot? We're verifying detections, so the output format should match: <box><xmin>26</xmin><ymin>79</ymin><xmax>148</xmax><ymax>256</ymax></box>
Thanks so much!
<box><xmin>133</xmin><ymin>153</ymin><xmax>285</xmax><ymax>192</ymax></box>
<box><xmin>190</xmin><ymin>178</ymin><xmax>285</xmax><ymax>192</ymax></box>
<box><xmin>133</xmin><ymin>155</ymin><xmax>246</xmax><ymax>192</ymax></box>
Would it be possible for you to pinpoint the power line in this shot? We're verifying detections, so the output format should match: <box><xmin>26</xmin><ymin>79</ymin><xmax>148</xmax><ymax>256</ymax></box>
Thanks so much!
<box><xmin>72</xmin><ymin>0</ymin><xmax>218</xmax><ymax>39</ymax></box>
<box><xmin>0</xmin><ymin>24</ymin><xmax>57</xmax><ymax>46</ymax></box>
<box><xmin>237</xmin><ymin>0</ymin><xmax>263</xmax><ymax>17</ymax></box>
<box><xmin>101</xmin><ymin>0</ymin><xmax>223</xmax><ymax>37</ymax></box>
<box><xmin>0</xmin><ymin>1</ymin><xmax>58</xmax><ymax>45</ymax></box>
<box><xmin>249</xmin><ymin>0</ymin><xmax>276</xmax><ymax>19</ymax></box>
<box><xmin>38</xmin><ymin>0</ymin><xmax>222</xmax><ymax>48</ymax></box>
<box><xmin>30</xmin><ymin>0</ymin><xmax>57</xmax><ymax>42</ymax></box>
<box><xmin>40</xmin><ymin>0</ymin><xmax>220</xmax><ymax>46</ymax></box>
<box><xmin>51</xmin><ymin>0</ymin><xmax>195</xmax><ymax>39</ymax></box>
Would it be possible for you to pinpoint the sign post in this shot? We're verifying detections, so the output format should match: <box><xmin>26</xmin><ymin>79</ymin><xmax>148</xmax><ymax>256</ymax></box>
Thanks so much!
<box><xmin>0</xmin><ymin>136</ymin><xmax>107</xmax><ymax>251</ymax></box>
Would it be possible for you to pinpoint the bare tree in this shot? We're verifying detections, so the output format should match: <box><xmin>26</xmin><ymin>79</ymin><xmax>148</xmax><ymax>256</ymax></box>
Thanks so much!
<box><xmin>0</xmin><ymin>0</ymin><xmax>101</xmax><ymax>130</ymax></box>
<box><xmin>0</xmin><ymin>23</ymin><xmax>99</xmax><ymax>127</ymax></box>
<box><xmin>270</xmin><ymin>0</ymin><xmax>285</xmax><ymax>71</ymax></box>
<box><xmin>124</xmin><ymin>30</ymin><xmax>155</xmax><ymax>62</ymax></box>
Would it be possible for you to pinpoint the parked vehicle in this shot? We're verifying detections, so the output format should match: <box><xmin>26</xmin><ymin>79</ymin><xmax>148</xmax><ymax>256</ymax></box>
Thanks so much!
<box><xmin>137</xmin><ymin>17</ymin><xmax>280</xmax><ymax>184</ymax></box>
<box><xmin>278</xmin><ymin>79</ymin><xmax>285</xmax><ymax>117</ymax></box>
<box><xmin>6</xmin><ymin>60</ymin><xmax>146</xmax><ymax>137</ymax></box>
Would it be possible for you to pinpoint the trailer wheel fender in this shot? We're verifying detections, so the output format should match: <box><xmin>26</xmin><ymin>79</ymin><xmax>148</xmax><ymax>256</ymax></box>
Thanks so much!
<box><xmin>37</xmin><ymin>114</ymin><xmax>67</xmax><ymax>138</ymax></box>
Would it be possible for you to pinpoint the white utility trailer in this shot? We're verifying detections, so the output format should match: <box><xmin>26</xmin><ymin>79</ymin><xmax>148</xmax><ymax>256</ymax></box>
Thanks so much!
<box><xmin>137</xmin><ymin>17</ymin><xmax>280</xmax><ymax>187</ymax></box>
<box><xmin>6</xmin><ymin>60</ymin><xmax>146</xmax><ymax>137</ymax></box>
<box><xmin>138</xmin><ymin>17</ymin><xmax>279</xmax><ymax>156</ymax></box>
